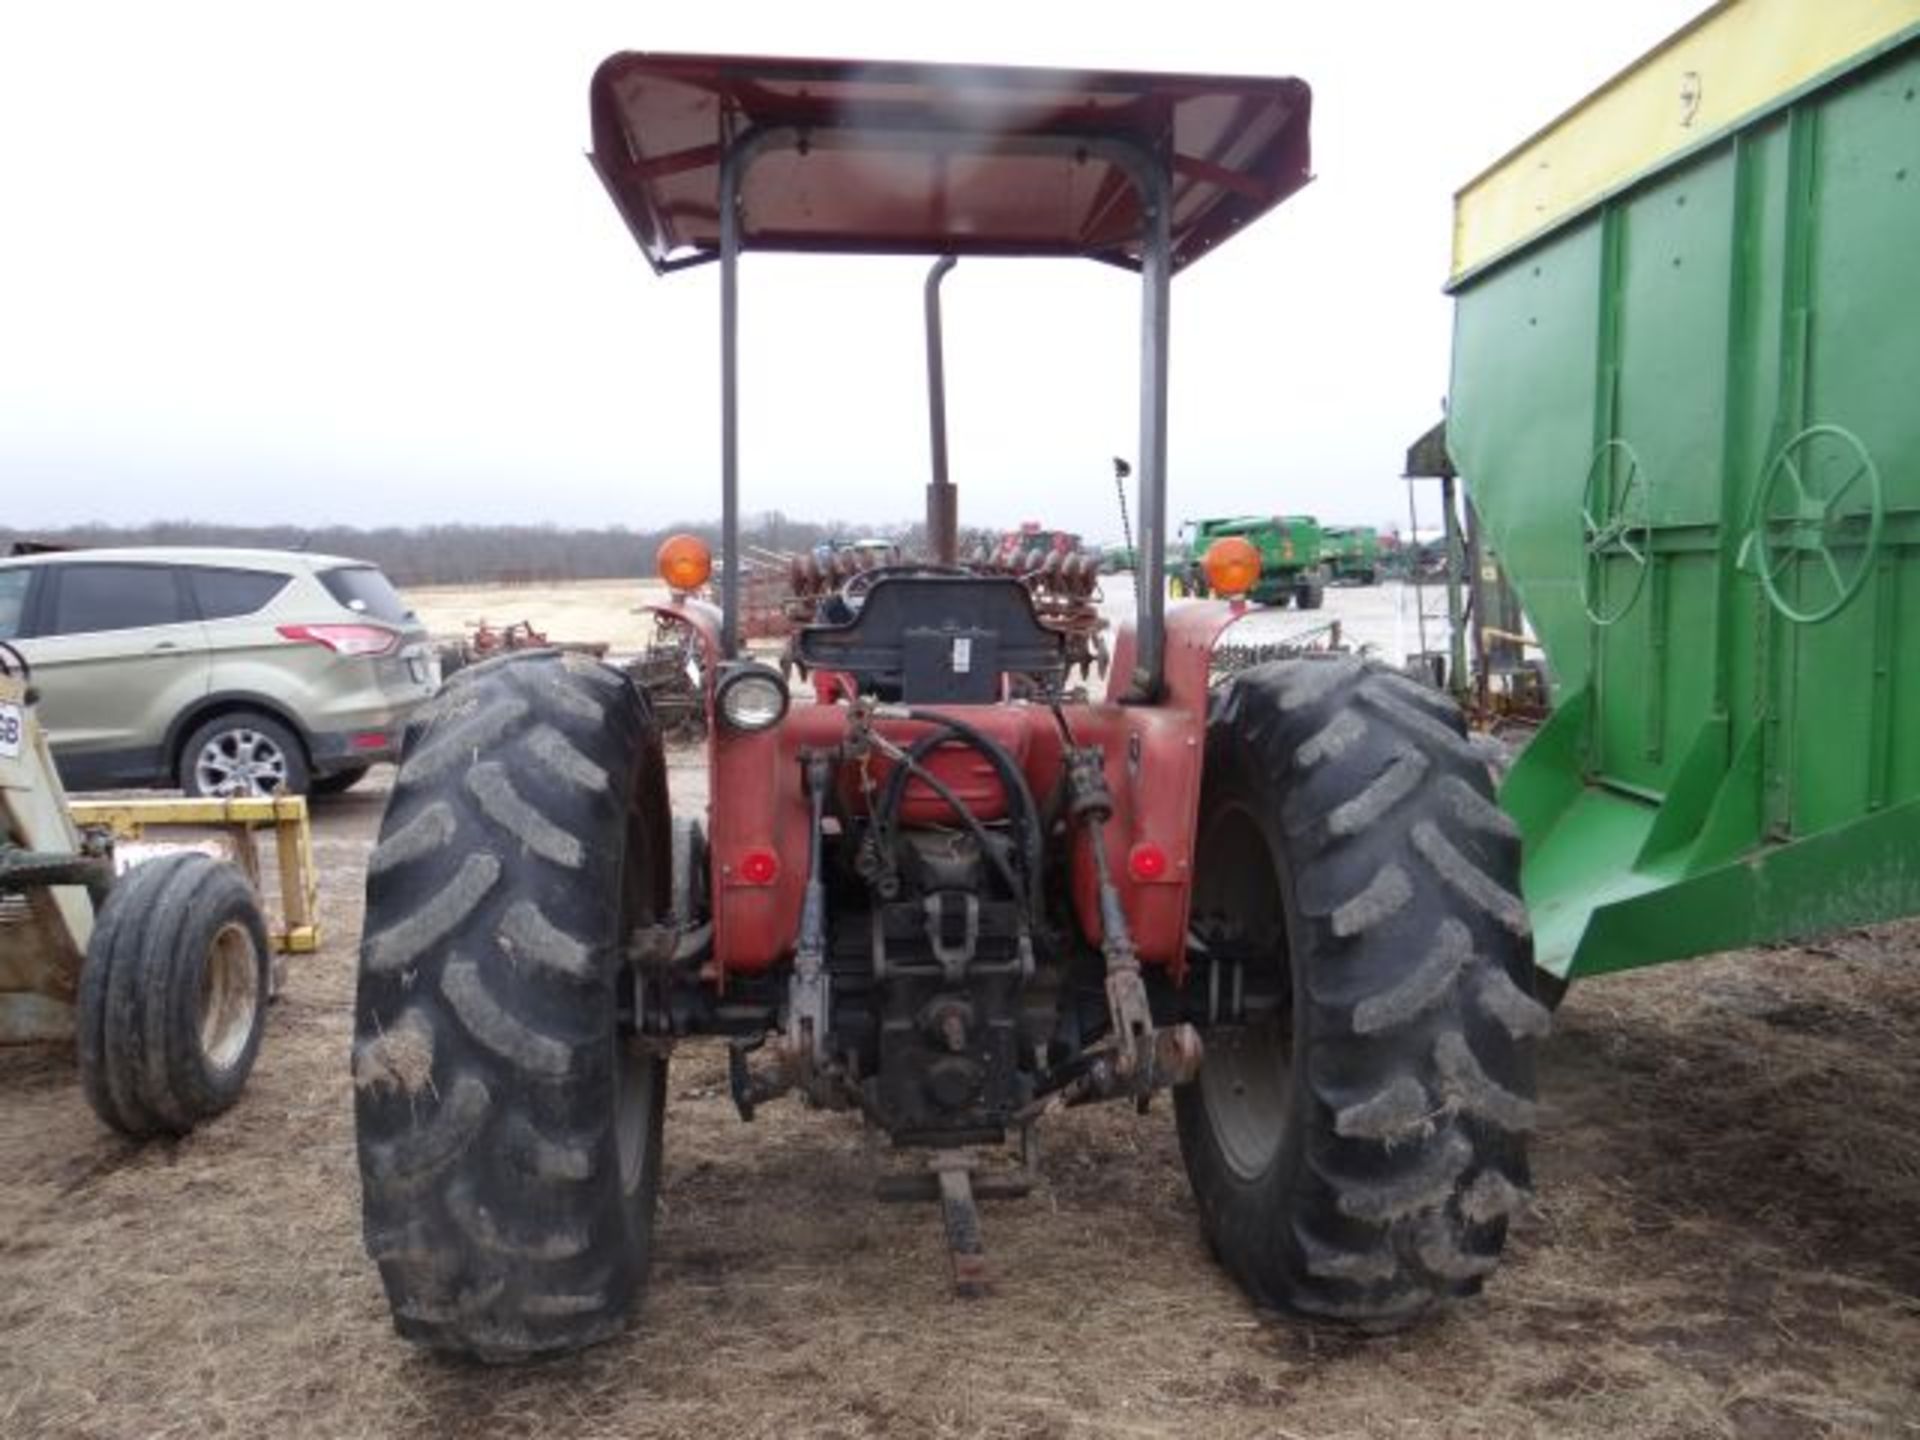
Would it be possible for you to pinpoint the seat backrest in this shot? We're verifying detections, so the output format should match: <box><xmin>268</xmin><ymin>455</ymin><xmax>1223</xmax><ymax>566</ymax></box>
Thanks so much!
<box><xmin>796</xmin><ymin>575</ymin><xmax>1065</xmax><ymax>704</ymax></box>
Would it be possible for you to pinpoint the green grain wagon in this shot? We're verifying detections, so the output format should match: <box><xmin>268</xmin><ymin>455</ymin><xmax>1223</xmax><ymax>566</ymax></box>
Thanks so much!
<box><xmin>1187</xmin><ymin>514</ymin><xmax>1330</xmax><ymax>608</ymax></box>
<box><xmin>1323</xmin><ymin>525</ymin><xmax>1380</xmax><ymax>585</ymax></box>
<box><xmin>1447</xmin><ymin>0</ymin><xmax>1920</xmax><ymax>995</ymax></box>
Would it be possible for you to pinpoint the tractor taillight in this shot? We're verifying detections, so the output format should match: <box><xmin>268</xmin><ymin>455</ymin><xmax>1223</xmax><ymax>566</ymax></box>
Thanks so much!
<box><xmin>1127</xmin><ymin>841</ymin><xmax>1171</xmax><ymax>883</ymax></box>
<box><xmin>737</xmin><ymin>848</ymin><xmax>780</xmax><ymax>886</ymax></box>
<box><xmin>276</xmin><ymin>623</ymin><xmax>399</xmax><ymax>657</ymax></box>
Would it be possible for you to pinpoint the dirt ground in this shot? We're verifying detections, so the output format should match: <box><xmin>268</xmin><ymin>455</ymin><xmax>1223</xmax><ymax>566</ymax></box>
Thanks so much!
<box><xmin>4</xmin><ymin>575</ymin><xmax>1916</xmax><ymax>1437</ymax></box>
<box><xmin>3</xmin><ymin>727</ymin><xmax>1917</xmax><ymax>1439</ymax></box>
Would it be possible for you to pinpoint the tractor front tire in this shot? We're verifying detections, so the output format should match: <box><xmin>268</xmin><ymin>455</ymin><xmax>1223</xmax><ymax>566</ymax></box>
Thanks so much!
<box><xmin>1175</xmin><ymin>656</ymin><xmax>1546</xmax><ymax>1330</ymax></box>
<box><xmin>77</xmin><ymin>851</ymin><xmax>271</xmax><ymax>1137</ymax></box>
<box><xmin>353</xmin><ymin>651</ymin><xmax>671</xmax><ymax>1362</ymax></box>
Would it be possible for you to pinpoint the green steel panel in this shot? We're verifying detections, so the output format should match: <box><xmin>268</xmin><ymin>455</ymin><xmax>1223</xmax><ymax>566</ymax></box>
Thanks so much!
<box><xmin>1789</xmin><ymin>56</ymin><xmax>1920</xmax><ymax>833</ymax></box>
<box><xmin>1448</xmin><ymin>221</ymin><xmax>1602</xmax><ymax>688</ymax></box>
<box><xmin>1449</xmin><ymin>33</ymin><xmax>1920</xmax><ymax>980</ymax></box>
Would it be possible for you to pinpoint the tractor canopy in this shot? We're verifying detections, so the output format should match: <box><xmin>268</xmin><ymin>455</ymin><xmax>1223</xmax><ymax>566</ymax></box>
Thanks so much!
<box><xmin>588</xmin><ymin>53</ymin><xmax>1312</xmax><ymax>273</ymax></box>
<box><xmin>588</xmin><ymin>51</ymin><xmax>1313</xmax><ymax>693</ymax></box>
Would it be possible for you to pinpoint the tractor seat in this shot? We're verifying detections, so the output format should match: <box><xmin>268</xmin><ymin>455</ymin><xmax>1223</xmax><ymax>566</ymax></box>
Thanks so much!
<box><xmin>796</xmin><ymin>574</ymin><xmax>1065</xmax><ymax>704</ymax></box>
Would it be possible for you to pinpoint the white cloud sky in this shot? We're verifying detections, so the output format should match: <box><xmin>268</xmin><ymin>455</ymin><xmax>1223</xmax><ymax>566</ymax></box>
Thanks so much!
<box><xmin>0</xmin><ymin>0</ymin><xmax>1700</xmax><ymax>542</ymax></box>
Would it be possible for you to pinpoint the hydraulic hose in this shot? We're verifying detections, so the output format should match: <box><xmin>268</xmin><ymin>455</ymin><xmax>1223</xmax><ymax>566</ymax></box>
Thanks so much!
<box><xmin>871</xmin><ymin>710</ymin><xmax>1046</xmax><ymax>927</ymax></box>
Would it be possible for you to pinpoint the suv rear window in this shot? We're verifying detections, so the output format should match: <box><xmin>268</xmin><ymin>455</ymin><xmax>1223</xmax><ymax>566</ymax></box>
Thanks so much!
<box><xmin>49</xmin><ymin>564</ymin><xmax>187</xmax><ymax>635</ymax></box>
<box><xmin>319</xmin><ymin>566</ymin><xmax>413</xmax><ymax>624</ymax></box>
<box><xmin>190</xmin><ymin>566</ymin><xmax>289</xmax><ymax>620</ymax></box>
<box><xmin>0</xmin><ymin>569</ymin><xmax>28</xmax><ymax>640</ymax></box>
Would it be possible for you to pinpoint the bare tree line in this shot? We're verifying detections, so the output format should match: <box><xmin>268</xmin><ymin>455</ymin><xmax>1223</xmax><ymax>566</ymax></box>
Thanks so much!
<box><xmin>0</xmin><ymin>513</ymin><xmax>942</xmax><ymax>587</ymax></box>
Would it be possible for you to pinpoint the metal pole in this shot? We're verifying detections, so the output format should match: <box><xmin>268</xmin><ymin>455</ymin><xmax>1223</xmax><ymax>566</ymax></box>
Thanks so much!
<box><xmin>1441</xmin><ymin>473</ymin><xmax>1469</xmax><ymax>697</ymax></box>
<box><xmin>1131</xmin><ymin>162</ymin><xmax>1173</xmax><ymax>699</ymax></box>
<box><xmin>1406</xmin><ymin>479</ymin><xmax>1428</xmax><ymax>665</ymax></box>
<box><xmin>718</xmin><ymin>142</ymin><xmax>745</xmax><ymax>659</ymax></box>
<box><xmin>1464</xmin><ymin>495</ymin><xmax>1496</xmax><ymax>711</ymax></box>
<box><xmin>924</xmin><ymin>254</ymin><xmax>959</xmax><ymax>564</ymax></box>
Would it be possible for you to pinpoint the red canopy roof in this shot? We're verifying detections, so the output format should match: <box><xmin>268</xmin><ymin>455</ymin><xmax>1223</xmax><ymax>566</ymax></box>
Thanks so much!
<box><xmin>589</xmin><ymin>53</ymin><xmax>1312</xmax><ymax>274</ymax></box>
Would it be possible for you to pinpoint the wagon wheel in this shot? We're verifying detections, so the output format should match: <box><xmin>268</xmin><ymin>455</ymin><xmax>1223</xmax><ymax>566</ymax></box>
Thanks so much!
<box><xmin>1750</xmin><ymin>425</ymin><xmax>1885</xmax><ymax>625</ymax></box>
<box><xmin>1579</xmin><ymin>439</ymin><xmax>1651</xmax><ymax>627</ymax></box>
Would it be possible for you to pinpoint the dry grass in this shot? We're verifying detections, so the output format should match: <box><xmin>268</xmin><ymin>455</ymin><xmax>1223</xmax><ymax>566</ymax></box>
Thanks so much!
<box><xmin>2</xmin><ymin>764</ymin><xmax>1918</xmax><ymax>1438</ymax></box>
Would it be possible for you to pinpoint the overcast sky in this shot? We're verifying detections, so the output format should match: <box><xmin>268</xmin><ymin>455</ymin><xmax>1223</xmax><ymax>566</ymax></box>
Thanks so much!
<box><xmin>1</xmin><ymin>1</ymin><xmax>1701</xmax><ymax>543</ymax></box>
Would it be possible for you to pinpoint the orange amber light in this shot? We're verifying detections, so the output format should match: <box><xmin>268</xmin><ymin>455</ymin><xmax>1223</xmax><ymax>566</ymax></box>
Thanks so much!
<box><xmin>657</xmin><ymin>533</ymin><xmax>714</xmax><ymax>593</ymax></box>
<box><xmin>1202</xmin><ymin>537</ymin><xmax>1261</xmax><ymax>598</ymax></box>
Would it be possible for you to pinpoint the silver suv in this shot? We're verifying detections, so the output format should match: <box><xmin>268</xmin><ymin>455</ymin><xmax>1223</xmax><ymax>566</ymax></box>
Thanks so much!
<box><xmin>0</xmin><ymin>547</ymin><xmax>438</xmax><ymax>797</ymax></box>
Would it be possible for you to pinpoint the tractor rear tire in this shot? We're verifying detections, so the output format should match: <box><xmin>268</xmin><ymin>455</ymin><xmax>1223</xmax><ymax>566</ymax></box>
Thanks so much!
<box><xmin>77</xmin><ymin>851</ymin><xmax>272</xmax><ymax>1137</ymax></box>
<box><xmin>352</xmin><ymin>650</ymin><xmax>672</xmax><ymax>1362</ymax></box>
<box><xmin>1175</xmin><ymin>655</ymin><xmax>1546</xmax><ymax>1331</ymax></box>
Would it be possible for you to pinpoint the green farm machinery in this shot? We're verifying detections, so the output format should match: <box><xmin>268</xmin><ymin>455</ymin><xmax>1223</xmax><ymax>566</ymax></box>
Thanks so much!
<box><xmin>1448</xmin><ymin>0</ymin><xmax>1920</xmax><ymax>996</ymax></box>
<box><xmin>1323</xmin><ymin>525</ymin><xmax>1380</xmax><ymax>585</ymax></box>
<box><xmin>1174</xmin><ymin>514</ymin><xmax>1329</xmax><ymax>608</ymax></box>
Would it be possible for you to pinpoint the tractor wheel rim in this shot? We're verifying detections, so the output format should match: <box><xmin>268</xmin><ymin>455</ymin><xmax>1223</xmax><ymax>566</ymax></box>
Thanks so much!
<box><xmin>1192</xmin><ymin>798</ymin><xmax>1295</xmax><ymax>1182</ymax></box>
<box><xmin>195</xmin><ymin>729</ymin><xmax>288</xmax><ymax>797</ymax></box>
<box><xmin>1199</xmin><ymin>1009</ymin><xmax>1292</xmax><ymax>1179</ymax></box>
<box><xmin>612</xmin><ymin>1036</ymin><xmax>653</xmax><ymax>1199</ymax></box>
<box><xmin>198</xmin><ymin>919</ymin><xmax>259</xmax><ymax>1072</ymax></box>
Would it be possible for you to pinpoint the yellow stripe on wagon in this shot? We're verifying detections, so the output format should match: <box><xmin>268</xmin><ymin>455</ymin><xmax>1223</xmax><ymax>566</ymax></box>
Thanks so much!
<box><xmin>1450</xmin><ymin>0</ymin><xmax>1920</xmax><ymax>284</ymax></box>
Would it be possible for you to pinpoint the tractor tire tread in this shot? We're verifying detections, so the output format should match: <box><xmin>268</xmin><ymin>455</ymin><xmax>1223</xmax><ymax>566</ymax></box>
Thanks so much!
<box><xmin>1176</xmin><ymin>656</ymin><xmax>1541</xmax><ymax>1330</ymax></box>
<box><xmin>354</xmin><ymin>650</ymin><xmax>670</xmax><ymax>1362</ymax></box>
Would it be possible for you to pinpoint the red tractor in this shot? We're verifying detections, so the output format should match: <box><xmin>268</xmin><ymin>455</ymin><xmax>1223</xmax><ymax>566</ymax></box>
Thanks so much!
<box><xmin>352</xmin><ymin>53</ymin><xmax>1544</xmax><ymax>1362</ymax></box>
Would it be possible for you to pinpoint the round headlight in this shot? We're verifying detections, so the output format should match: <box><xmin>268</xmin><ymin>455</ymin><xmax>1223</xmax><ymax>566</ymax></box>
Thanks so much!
<box><xmin>716</xmin><ymin>665</ymin><xmax>789</xmax><ymax>732</ymax></box>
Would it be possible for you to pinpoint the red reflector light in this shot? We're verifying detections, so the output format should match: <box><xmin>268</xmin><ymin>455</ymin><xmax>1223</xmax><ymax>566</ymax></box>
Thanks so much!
<box><xmin>277</xmin><ymin>623</ymin><xmax>398</xmax><ymax>657</ymax></box>
<box><xmin>738</xmin><ymin>848</ymin><xmax>780</xmax><ymax>886</ymax></box>
<box><xmin>1127</xmin><ymin>842</ymin><xmax>1170</xmax><ymax>882</ymax></box>
<box><xmin>349</xmin><ymin>731</ymin><xmax>390</xmax><ymax>751</ymax></box>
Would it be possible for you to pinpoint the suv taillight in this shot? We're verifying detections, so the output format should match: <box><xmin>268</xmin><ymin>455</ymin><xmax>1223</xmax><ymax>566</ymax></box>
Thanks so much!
<box><xmin>277</xmin><ymin>623</ymin><xmax>399</xmax><ymax>657</ymax></box>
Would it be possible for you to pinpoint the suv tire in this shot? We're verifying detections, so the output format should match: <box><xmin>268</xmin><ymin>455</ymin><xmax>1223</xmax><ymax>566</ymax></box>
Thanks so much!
<box><xmin>180</xmin><ymin>711</ymin><xmax>310</xmax><ymax>798</ymax></box>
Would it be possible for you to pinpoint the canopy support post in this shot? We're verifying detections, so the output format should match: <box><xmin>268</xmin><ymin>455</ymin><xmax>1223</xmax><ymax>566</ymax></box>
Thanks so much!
<box><xmin>925</xmin><ymin>254</ymin><xmax>960</xmax><ymax>566</ymax></box>
<box><xmin>1130</xmin><ymin>156</ymin><xmax>1173</xmax><ymax>700</ymax></box>
<box><xmin>718</xmin><ymin>140</ymin><xmax>745</xmax><ymax>659</ymax></box>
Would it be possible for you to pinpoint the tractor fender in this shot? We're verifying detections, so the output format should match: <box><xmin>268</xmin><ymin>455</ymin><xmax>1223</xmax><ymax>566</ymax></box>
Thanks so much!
<box><xmin>636</xmin><ymin>597</ymin><xmax>723</xmax><ymax>739</ymax></box>
<box><xmin>1106</xmin><ymin>600</ymin><xmax>1260</xmax><ymax>713</ymax></box>
<box><xmin>636</xmin><ymin>597</ymin><xmax>723</xmax><ymax>679</ymax></box>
